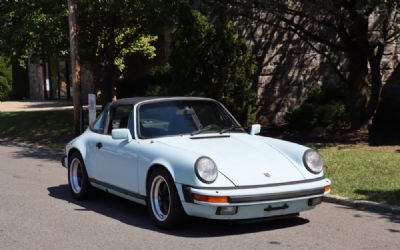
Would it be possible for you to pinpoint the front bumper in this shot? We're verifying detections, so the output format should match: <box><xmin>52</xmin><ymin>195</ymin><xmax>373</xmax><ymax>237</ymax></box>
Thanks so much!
<box><xmin>178</xmin><ymin>177</ymin><xmax>331</xmax><ymax>220</ymax></box>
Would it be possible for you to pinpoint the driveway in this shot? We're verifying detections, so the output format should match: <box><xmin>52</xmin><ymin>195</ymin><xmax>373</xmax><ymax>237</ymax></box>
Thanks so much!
<box><xmin>0</xmin><ymin>100</ymin><xmax>73</xmax><ymax>112</ymax></box>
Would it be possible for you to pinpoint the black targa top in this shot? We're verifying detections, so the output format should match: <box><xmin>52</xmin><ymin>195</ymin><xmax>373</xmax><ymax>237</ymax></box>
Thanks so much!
<box><xmin>109</xmin><ymin>97</ymin><xmax>215</xmax><ymax>107</ymax></box>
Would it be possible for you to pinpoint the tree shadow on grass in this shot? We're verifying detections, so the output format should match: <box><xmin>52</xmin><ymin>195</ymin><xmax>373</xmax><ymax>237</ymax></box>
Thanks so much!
<box><xmin>47</xmin><ymin>184</ymin><xmax>309</xmax><ymax>238</ymax></box>
<box><xmin>355</xmin><ymin>189</ymin><xmax>400</xmax><ymax>208</ymax></box>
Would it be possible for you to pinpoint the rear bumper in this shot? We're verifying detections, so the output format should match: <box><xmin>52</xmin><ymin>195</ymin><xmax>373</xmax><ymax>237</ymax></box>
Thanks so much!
<box><xmin>61</xmin><ymin>155</ymin><xmax>67</xmax><ymax>168</ymax></box>
<box><xmin>178</xmin><ymin>178</ymin><xmax>331</xmax><ymax>220</ymax></box>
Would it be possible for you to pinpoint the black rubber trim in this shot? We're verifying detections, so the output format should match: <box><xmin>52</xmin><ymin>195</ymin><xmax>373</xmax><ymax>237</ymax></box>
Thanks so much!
<box><xmin>89</xmin><ymin>178</ymin><xmax>145</xmax><ymax>200</ymax></box>
<box><xmin>61</xmin><ymin>155</ymin><xmax>66</xmax><ymax>167</ymax></box>
<box><xmin>232</xmin><ymin>213</ymin><xmax>299</xmax><ymax>223</ymax></box>
<box><xmin>228</xmin><ymin>188</ymin><xmax>325</xmax><ymax>203</ymax></box>
<box><xmin>182</xmin><ymin>185</ymin><xmax>194</xmax><ymax>203</ymax></box>
<box><xmin>190</xmin><ymin>135</ymin><xmax>231</xmax><ymax>139</ymax></box>
<box><xmin>190</xmin><ymin>176</ymin><xmax>326</xmax><ymax>190</ymax></box>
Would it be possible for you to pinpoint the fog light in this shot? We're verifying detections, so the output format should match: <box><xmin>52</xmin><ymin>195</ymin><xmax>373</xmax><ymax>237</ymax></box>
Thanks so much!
<box><xmin>308</xmin><ymin>197</ymin><xmax>323</xmax><ymax>206</ymax></box>
<box><xmin>216</xmin><ymin>206</ymin><xmax>238</xmax><ymax>215</ymax></box>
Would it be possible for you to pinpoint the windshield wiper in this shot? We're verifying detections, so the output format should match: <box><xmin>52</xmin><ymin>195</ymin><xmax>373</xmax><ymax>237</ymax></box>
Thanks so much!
<box><xmin>219</xmin><ymin>125</ymin><xmax>244</xmax><ymax>134</ymax></box>
<box><xmin>191</xmin><ymin>124</ymin><xmax>220</xmax><ymax>136</ymax></box>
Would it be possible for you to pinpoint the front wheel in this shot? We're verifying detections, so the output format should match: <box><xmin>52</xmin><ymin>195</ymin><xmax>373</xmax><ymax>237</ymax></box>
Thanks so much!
<box><xmin>68</xmin><ymin>152</ymin><xmax>92</xmax><ymax>199</ymax></box>
<box><xmin>147</xmin><ymin>168</ymin><xmax>186</xmax><ymax>229</ymax></box>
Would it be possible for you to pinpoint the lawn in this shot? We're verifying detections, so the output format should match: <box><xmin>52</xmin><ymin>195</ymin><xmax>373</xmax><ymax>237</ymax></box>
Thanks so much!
<box><xmin>0</xmin><ymin>110</ymin><xmax>75</xmax><ymax>150</ymax></box>
<box><xmin>1</xmin><ymin>110</ymin><xmax>399</xmax><ymax>206</ymax></box>
<box><xmin>320</xmin><ymin>145</ymin><xmax>400</xmax><ymax>206</ymax></box>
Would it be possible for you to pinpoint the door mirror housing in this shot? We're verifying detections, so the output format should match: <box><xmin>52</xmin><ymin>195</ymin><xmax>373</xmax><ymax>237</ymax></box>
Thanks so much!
<box><xmin>249</xmin><ymin>124</ymin><xmax>261</xmax><ymax>135</ymax></box>
<box><xmin>112</xmin><ymin>128</ymin><xmax>132</xmax><ymax>141</ymax></box>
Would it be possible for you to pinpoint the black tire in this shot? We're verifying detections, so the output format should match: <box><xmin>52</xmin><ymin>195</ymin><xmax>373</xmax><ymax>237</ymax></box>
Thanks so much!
<box><xmin>146</xmin><ymin>168</ymin><xmax>187</xmax><ymax>229</ymax></box>
<box><xmin>68</xmin><ymin>152</ymin><xmax>93</xmax><ymax>199</ymax></box>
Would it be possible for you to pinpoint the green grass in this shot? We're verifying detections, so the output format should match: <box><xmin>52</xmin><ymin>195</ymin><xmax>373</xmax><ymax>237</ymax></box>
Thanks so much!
<box><xmin>0</xmin><ymin>110</ymin><xmax>75</xmax><ymax>150</ymax></box>
<box><xmin>320</xmin><ymin>145</ymin><xmax>400</xmax><ymax>206</ymax></box>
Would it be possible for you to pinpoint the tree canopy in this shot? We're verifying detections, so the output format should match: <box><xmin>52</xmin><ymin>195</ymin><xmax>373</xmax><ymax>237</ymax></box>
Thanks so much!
<box><xmin>0</xmin><ymin>0</ymin><xmax>69</xmax><ymax>63</ymax></box>
<box><xmin>1</xmin><ymin>0</ymin><xmax>400</xmax><ymax>132</ymax></box>
<box><xmin>169</xmin><ymin>5</ymin><xmax>257</xmax><ymax>124</ymax></box>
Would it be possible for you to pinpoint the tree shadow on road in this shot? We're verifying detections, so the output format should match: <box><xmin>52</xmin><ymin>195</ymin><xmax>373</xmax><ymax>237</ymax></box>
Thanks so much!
<box><xmin>334</xmin><ymin>204</ymin><xmax>400</xmax><ymax>225</ymax></box>
<box><xmin>0</xmin><ymin>139</ymin><xmax>63</xmax><ymax>162</ymax></box>
<box><xmin>47</xmin><ymin>184</ymin><xmax>309</xmax><ymax>238</ymax></box>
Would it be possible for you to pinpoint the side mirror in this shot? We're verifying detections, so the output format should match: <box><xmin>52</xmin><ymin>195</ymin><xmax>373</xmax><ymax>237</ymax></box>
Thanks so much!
<box><xmin>112</xmin><ymin>128</ymin><xmax>132</xmax><ymax>142</ymax></box>
<box><xmin>249</xmin><ymin>124</ymin><xmax>261</xmax><ymax>135</ymax></box>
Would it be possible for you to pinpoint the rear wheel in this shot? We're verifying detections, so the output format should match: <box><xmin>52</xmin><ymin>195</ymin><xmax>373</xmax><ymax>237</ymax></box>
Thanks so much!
<box><xmin>147</xmin><ymin>168</ymin><xmax>186</xmax><ymax>229</ymax></box>
<box><xmin>68</xmin><ymin>152</ymin><xmax>92</xmax><ymax>199</ymax></box>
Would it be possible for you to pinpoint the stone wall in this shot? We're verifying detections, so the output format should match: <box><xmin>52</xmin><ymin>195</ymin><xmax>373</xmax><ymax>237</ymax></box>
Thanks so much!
<box><xmin>238</xmin><ymin>18</ymin><xmax>400</xmax><ymax>126</ymax></box>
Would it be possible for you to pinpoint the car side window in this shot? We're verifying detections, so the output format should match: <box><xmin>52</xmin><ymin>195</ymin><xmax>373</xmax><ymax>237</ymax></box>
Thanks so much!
<box><xmin>107</xmin><ymin>105</ymin><xmax>134</xmax><ymax>136</ymax></box>
<box><xmin>91</xmin><ymin>108</ymin><xmax>108</xmax><ymax>134</ymax></box>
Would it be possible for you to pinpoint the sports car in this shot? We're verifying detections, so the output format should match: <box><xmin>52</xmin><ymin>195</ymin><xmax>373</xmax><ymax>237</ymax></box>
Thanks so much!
<box><xmin>62</xmin><ymin>97</ymin><xmax>331</xmax><ymax>228</ymax></box>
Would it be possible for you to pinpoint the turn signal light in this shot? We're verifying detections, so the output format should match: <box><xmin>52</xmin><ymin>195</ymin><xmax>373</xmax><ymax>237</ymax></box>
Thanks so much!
<box><xmin>324</xmin><ymin>185</ymin><xmax>331</xmax><ymax>192</ymax></box>
<box><xmin>192</xmin><ymin>194</ymin><xmax>229</xmax><ymax>203</ymax></box>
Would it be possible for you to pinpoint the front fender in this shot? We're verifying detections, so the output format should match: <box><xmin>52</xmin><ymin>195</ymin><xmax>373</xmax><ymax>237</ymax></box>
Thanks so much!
<box><xmin>258</xmin><ymin>136</ymin><xmax>324</xmax><ymax>179</ymax></box>
<box><xmin>137</xmin><ymin>142</ymin><xmax>235</xmax><ymax>196</ymax></box>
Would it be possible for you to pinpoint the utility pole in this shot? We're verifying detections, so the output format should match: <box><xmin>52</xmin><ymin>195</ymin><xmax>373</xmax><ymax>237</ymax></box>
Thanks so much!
<box><xmin>67</xmin><ymin>0</ymin><xmax>82</xmax><ymax>135</ymax></box>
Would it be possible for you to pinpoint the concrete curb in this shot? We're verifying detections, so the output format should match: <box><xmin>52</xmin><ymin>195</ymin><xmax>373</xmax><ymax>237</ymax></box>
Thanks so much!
<box><xmin>323</xmin><ymin>194</ymin><xmax>400</xmax><ymax>215</ymax></box>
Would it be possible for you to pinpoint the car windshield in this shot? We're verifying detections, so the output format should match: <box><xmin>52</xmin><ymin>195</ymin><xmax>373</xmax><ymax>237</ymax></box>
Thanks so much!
<box><xmin>138</xmin><ymin>100</ymin><xmax>243</xmax><ymax>138</ymax></box>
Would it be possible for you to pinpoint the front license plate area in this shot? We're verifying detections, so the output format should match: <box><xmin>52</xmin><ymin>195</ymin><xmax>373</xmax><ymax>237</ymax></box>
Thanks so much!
<box><xmin>264</xmin><ymin>203</ymin><xmax>289</xmax><ymax>212</ymax></box>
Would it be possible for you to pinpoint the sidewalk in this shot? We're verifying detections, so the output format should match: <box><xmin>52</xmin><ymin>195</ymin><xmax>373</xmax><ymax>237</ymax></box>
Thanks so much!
<box><xmin>0</xmin><ymin>100</ymin><xmax>73</xmax><ymax>112</ymax></box>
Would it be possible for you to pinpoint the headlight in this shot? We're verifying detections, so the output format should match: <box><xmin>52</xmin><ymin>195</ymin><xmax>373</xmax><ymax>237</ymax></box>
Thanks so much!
<box><xmin>195</xmin><ymin>157</ymin><xmax>218</xmax><ymax>183</ymax></box>
<box><xmin>303</xmin><ymin>149</ymin><xmax>324</xmax><ymax>174</ymax></box>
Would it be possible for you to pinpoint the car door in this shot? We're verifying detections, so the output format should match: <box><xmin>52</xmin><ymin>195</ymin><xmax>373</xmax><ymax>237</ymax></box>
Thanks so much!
<box><xmin>88</xmin><ymin>105</ymin><xmax>140</xmax><ymax>194</ymax></box>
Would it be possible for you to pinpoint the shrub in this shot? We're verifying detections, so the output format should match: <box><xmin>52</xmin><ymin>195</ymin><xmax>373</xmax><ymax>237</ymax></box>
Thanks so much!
<box><xmin>285</xmin><ymin>85</ymin><xmax>350</xmax><ymax>129</ymax></box>
<box><xmin>0</xmin><ymin>56</ymin><xmax>12</xmax><ymax>101</ymax></box>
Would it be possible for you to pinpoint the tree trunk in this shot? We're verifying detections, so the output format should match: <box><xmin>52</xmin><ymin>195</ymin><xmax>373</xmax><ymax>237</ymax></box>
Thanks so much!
<box><xmin>48</xmin><ymin>59</ymin><xmax>54</xmax><ymax>99</ymax></box>
<box><xmin>100</xmin><ymin>63</ymin><xmax>115</xmax><ymax>107</ymax></box>
<box><xmin>99</xmin><ymin>13</ymin><xmax>117</xmax><ymax>108</ymax></box>
<box><xmin>365</xmin><ymin>43</ymin><xmax>384</xmax><ymax>123</ymax></box>
<box><xmin>347</xmin><ymin>13</ymin><xmax>370</xmax><ymax>130</ymax></box>
<box><xmin>56</xmin><ymin>58</ymin><xmax>61</xmax><ymax>99</ymax></box>
<box><xmin>348</xmin><ymin>53</ymin><xmax>369</xmax><ymax>130</ymax></box>
<box><xmin>65</xmin><ymin>60</ymin><xmax>71</xmax><ymax>99</ymax></box>
<box><xmin>68</xmin><ymin>0</ymin><xmax>82</xmax><ymax>135</ymax></box>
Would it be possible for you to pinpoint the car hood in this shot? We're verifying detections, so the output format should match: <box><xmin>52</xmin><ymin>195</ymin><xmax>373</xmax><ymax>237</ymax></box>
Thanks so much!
<box><xmin>154</xmin><ymin>133</ymin><xmax>306</xmax><ymax>186</ymax></box>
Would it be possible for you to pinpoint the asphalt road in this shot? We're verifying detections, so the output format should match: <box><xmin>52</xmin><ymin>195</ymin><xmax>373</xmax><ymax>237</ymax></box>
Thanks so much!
<box><xmin>1</xmin><ymin>141</ymin><xmax>400</xmax><ymax>250</ymax></box>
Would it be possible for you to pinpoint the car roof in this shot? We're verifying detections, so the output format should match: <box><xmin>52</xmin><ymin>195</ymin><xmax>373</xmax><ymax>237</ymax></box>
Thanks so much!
<box><xmin>110</xmin><ymin>96</ymin><xmax>216</xmax><ymax>107</ymax></box>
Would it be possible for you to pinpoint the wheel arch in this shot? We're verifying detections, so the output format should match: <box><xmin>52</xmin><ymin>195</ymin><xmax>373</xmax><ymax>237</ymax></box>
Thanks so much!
<box><xmin>67</xmin><ymin>148</ymin><xmax>81</xmax><ymax>163</ymax></box>
<box><xmin>145</xmin><ymin>162</ymin><xmax>175</xmax><ymax>192</ymax></box>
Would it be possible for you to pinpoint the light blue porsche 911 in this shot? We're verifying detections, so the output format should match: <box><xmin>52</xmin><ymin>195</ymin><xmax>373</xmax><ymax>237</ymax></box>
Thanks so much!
<box><xmin>62</xmin><ymin>97</ymin><xmax>331</xmax><ymax>228</ymax></box>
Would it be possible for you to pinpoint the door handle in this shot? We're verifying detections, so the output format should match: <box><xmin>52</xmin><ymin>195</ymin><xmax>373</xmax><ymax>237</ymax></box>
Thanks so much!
<box><xmin>96</xmin><ymin>142</ymin><xmax>103</xmax><ymax>149</ymax></box>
